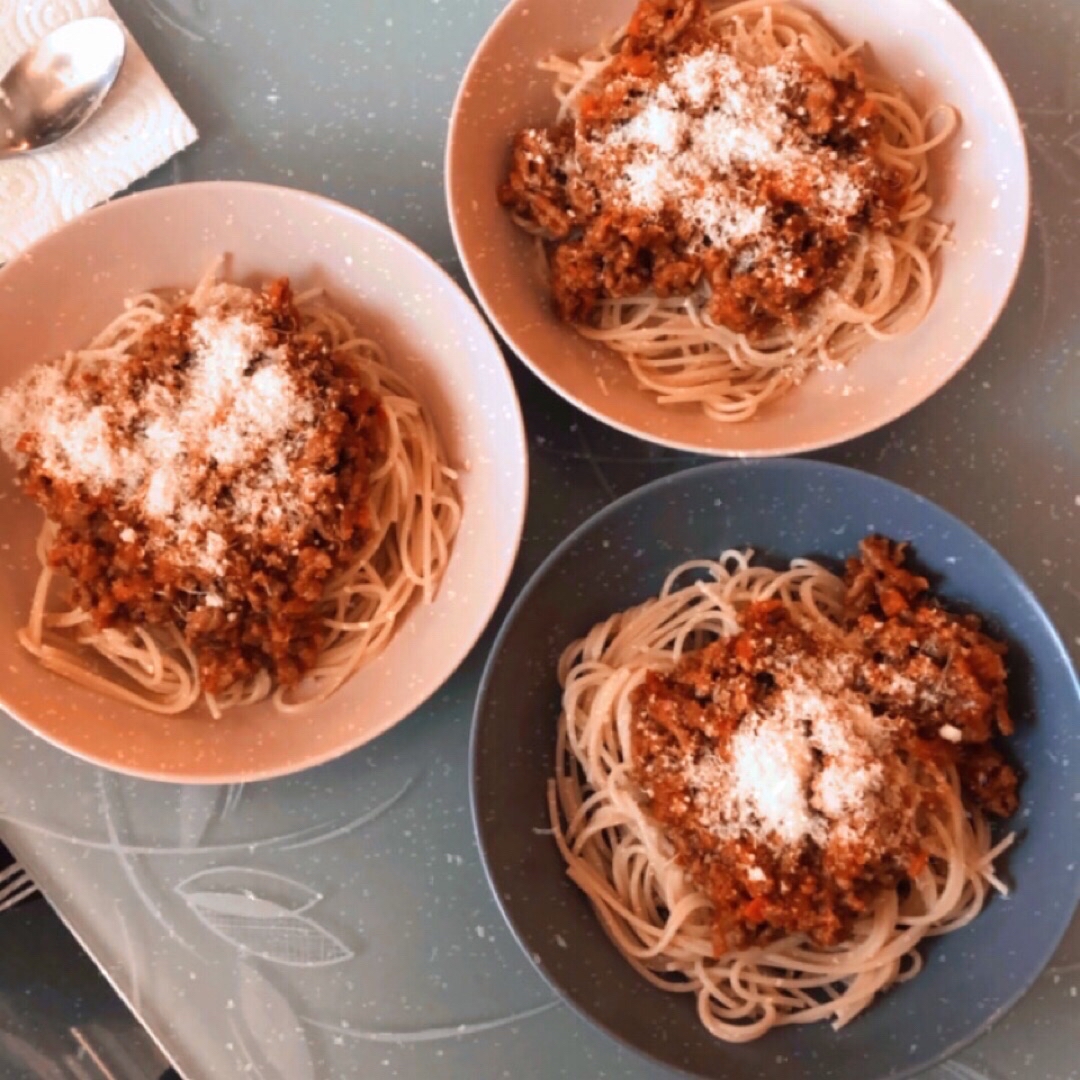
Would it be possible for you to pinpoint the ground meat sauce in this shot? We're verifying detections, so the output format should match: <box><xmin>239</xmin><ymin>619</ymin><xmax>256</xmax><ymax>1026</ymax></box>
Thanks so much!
<box><xmin>6</xmin><ymin>279</ymin><xmax>388</xmax><ymax>694</ymax></box>
<box><xmin>631</xmin><ymin>536</ymin><xmax>1018</xmax><ymax>954</ymax></box>
<box><xmin>499</xmin><ymin>0</ymin><xmax>908</xmax><ymax>332</ymax></box>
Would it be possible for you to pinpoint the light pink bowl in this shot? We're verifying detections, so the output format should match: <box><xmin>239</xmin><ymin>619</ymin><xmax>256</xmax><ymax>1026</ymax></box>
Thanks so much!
<box><xmin>447</xmin><ymin>0</ymin><xmax>1029</xmax><ymax>456</ymax></box>
<box><xmin>0</xmin><ymin>181</ymin><xmax>528</xmax><ymax>783</ymax></box>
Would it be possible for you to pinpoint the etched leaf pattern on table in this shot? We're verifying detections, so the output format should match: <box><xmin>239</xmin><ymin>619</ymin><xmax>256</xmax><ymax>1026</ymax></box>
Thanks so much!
<box><xmin>0</xmin><ymin>773</ymin><xmax>416</xmax><ymax>855</ymax></box>
<box><xmin>935</xmin><ymin>1062</ymin><xmax>997</xmax><ymax>1080</ymax></box>
<box><xmin>177</xmin><ymin>867</ymin><xmax>354</xmax><ymax>967</ymax></box>
<box><xmin>234</xmin><ymin>962</ymin><xmax>317</xmax><ymax>1080</ymax></box>
<box><xmin>175</xmin><ymin>786</ymin><xmax>226</xmax><ymax>848</ymax></box>
<box><xmin>1026</xmin><ymin>112</ymin><xmax>1080</xmax><ymax>197</ymax></box>
<box><xmin>141</xmin><ymin>0</ymin><xmax>213</xmax><ymax>42</ymax></box>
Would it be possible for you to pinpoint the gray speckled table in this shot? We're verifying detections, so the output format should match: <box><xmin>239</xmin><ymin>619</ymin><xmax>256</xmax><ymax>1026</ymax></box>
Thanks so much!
<box><xmin>0</xmin><ymin>0</ymin><xmax>1077</xmax><ymax>1078</ymax></box>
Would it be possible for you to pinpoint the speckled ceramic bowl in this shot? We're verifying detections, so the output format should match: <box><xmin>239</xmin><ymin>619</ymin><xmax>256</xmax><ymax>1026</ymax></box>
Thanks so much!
<box><xmin>0</xmin><ymin>181</ymin><xmax>528</xmax><ymax>783</ymax></box>
<box><xmin>472</xmin><ymin>459</ymin><xmax>1080</xmax><ymax>1079</ymax></box>
<box><xmin>446</xmin><ymin>0</ymin><xmax>1029</xmax><ymax>456</ymax></box>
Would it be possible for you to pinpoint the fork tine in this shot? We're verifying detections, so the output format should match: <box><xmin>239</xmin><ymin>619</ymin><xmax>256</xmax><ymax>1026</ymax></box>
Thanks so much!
<box><xmin>0</xmin><ymin>862</ymin><xmax>25</xmax><ymax>887</ymax></box>
<box><xmin>0</xmin><ymin>866</ymin><xmax>37</xmax><ymax>907</ymax></box>
<box><xmin>0</xmin><ymin>866</ymin><xmax>28</xmax><ymax>898</ymax></box>
<box><xmin>0</xmin><ymin>878</ymin><xmax>38</xmax><ymax>912</ymax></box>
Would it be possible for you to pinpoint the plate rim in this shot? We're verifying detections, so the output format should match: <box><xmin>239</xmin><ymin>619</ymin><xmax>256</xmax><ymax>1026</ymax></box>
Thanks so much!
<box><xmin>445</xmin><ymin>0</ymin><xmax>1032</xmax><ymax>458</ymax></box>
<box><xmin>0</xmin><ymin>179</ymin><xmax>531</xmax><ymax>784</ymax></box>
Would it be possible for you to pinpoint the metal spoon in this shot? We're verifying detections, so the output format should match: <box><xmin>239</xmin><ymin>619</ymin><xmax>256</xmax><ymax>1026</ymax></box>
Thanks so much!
<box><xmin>0</xmin><ymin>18</ymin><xmax>126</xmax><ymax>159</ymax></box>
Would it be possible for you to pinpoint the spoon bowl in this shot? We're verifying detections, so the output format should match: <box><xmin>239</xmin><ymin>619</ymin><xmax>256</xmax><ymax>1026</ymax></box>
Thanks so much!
<box><xmin>0</xmin><ymin>17</ymin><xmax>126</xmax><ymax>158</ymax></box>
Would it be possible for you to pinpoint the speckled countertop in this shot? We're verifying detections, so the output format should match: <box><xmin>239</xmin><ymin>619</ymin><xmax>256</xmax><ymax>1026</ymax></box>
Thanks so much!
<box><xmin>0</xmin><ymin>0</ymin><xmax>1077</xmax><ymax>1077</ymax></box>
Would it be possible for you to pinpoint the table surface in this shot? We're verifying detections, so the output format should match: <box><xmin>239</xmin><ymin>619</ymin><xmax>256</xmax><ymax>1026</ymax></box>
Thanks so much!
<box><xmin>0</xmin><ymin>0</ymin><xmax>1077</xmax><ymax>1078</ymax></box>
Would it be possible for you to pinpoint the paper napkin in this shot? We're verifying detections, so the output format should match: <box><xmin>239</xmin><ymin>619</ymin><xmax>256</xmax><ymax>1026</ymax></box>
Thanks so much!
<box><xmin>0</xmin><ymin>0</ymin><xmax>198</xmax><ymax>263</ymax></box>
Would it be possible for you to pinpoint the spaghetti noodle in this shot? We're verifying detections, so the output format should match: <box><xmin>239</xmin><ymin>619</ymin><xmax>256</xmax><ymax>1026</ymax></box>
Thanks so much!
<box><xmin>552</xmin><ymin>537</ymin><xmax>1016</xmax><ymax>1040</ymax></box>
<box><xmin>500</xmin><ymin>0</ymin><xmax>957</xmax><ymax>420</ymax></box>
<box><xmin>0</xmin><ymin>268</ymin><xmax>461</xmax><ymax>717</ymax></box>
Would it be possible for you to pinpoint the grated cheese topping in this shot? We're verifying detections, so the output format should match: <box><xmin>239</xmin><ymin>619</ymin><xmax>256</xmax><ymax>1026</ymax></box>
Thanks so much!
<box><xmin>583</xmin><ymin>47</ymin><xmax>872</xmax><ymax>252</ymax></box>
<box><xmin>0</xmin><ymin>291</ymin><xmax>326</xmax><ymax>577</ymax></box>
<box><xmin>685</xmin><ymin>671</ymin><xmax>891</xmax><ymax>847</ymax></box>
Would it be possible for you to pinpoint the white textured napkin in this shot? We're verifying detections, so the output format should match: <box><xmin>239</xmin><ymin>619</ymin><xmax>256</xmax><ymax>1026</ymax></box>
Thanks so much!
<box><xmin>0</xmin><ymin>0</ymin><xmax>197</xmax><ymax>262</ymax></box>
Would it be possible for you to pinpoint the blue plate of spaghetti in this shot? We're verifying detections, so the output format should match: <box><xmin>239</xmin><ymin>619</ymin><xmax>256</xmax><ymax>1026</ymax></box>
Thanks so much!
<box><xmin>471</xmin><ymin>458</ymin><xmax>1079</xmax><ymax>1080</ymax></box>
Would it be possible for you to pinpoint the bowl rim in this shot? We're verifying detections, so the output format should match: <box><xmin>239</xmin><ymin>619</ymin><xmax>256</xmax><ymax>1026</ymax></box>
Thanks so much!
<box><xmin>469</xmin><ymin>457</ymin><xmax>1080</xmax><ymax>1079</ymax></box>
<box><xmin>0</xmin><ymin>178</ymin><xmax>530</xmax><ymax>784</ymax></box>
<box><xmin>445</xmin><ymin>0</ymin><xmax>1032</xmax><ymax>458</ymax></box>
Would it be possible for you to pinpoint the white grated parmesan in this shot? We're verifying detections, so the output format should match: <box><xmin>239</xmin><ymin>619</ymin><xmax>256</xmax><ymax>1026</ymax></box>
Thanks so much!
<box><xmin>727</xmin><ymin>706</ymin><xmax>822</xmax><ymax>845</ymax></box>
<box><xmin>819</xmin><ymin>172</ymin><xmax>863</xmax><ymax>221</ymax></box>
<box><xmin>685</xmin><ymin>672</ymin><xmax>891</xmax><ymax>847</ymax></box>
<box><xmin>0</xmin><ymin>297</ymin><xmax>326</xmax><ymax>578</ymax></box>
<box><xmin>588</xmin><ymin>47</ymin><xmax>871</xmax><ymax>254</ymax></box>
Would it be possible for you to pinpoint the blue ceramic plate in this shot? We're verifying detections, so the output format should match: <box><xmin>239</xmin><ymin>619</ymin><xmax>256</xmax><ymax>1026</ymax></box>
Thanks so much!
<box><xmin>471</xmin><ymin>459</ymin><xmax>1079</xmax><ymax>1080</ymax></box>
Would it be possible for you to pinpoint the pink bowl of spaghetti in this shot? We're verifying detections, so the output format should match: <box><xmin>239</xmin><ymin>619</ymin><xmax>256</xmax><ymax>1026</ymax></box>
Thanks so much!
<box><xmin>447</xmin><ymin>0</ymin><xmax>1028</xmax><ymax>455</ymax></box>
<box><xmin>0</xmin><ymin>182</ymin><xmax>527</xmax><ymax>782</ymax></box>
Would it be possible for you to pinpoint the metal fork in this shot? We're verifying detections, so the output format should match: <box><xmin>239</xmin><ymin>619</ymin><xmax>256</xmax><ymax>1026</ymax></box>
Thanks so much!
<box><xmin>0</xmin><ymin>861</ymin><xmax>39</xmax><ymax>911</ymax></box>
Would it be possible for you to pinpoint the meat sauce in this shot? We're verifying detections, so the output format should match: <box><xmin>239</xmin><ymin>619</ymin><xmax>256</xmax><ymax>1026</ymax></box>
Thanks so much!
<box><xmin>12</xmin><ymin>280</ymin><xmax>387</xmax><ymax>694</ymax></box>
<box><xmin>500</xmin><ymin>0</ymin><xmax>908</xmax><ymax>333</ymax></box>
<box><xmin>631</xmin><ymin>536</ymin><xmax>1018</xmax><ymax>953</ymax></box>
